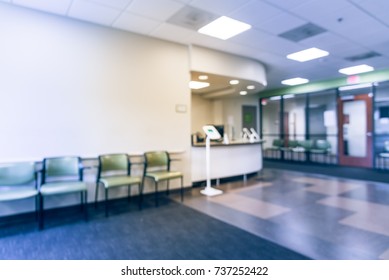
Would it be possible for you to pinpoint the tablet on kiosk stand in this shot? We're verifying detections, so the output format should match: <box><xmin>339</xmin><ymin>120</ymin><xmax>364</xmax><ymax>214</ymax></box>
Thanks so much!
<box><xmin>200</xmin><ymin>125</ymin><xmax>223</xmax><ymax>196</ymax></box>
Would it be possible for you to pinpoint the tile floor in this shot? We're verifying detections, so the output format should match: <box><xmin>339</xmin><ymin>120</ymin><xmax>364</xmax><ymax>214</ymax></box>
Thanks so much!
<box><xmin>176</xmin><ymin>168</ymin><xmax>389</xmax><ymax>260</ymax></box>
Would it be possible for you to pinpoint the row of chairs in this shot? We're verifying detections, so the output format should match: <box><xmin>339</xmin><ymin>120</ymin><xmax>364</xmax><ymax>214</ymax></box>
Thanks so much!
<box><xmin>265</xmin><ymin>139</ymin><xmax>332</xmax><ymax>162</ymax></box>
<box><xmin>0</xmin><ymin>151</ymin><xmax>184</xmax><ymax>229</ymax></box>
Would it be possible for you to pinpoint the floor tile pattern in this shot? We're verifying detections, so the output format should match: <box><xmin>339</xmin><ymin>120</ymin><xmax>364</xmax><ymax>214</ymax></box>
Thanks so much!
<box><xmin>181</xmin><ymin>169</ymin><xmax>389</xmax><ymax>260</ymax></box>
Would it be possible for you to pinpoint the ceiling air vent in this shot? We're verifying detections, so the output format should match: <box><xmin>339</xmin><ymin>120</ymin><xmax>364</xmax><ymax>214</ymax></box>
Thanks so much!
<box><xmin>345</xmin><ymin>51</ymin><xmax>381</xmax><ymax>62</ymax></box>
<box><xmin>279</xmin><ymin>23</ymin><xmax>327</xmax><ymax>42</ymax></box>
<box><xmin>167</xmin><ymin>6</ymin><xmax>218</xmax><ymax>31</ymax></box>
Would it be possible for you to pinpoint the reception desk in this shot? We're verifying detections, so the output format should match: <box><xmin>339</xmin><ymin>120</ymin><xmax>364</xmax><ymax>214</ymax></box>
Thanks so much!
<box><xmin>191</xmin><ymin>140</ymin><xmax>264</xmax><ymax>183</ymax></box>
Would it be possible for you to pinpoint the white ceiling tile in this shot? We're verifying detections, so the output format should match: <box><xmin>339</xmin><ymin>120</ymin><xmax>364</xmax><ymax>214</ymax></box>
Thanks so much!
<box><xmin>339</xmin><ymin>21</ymin><xmax>389</xmax><ymax>46</ymax></box>
<box><xmin>298</xmin><ymin>32</ymin><xmax>368</xmax><ymax>58</ymax></box>
<box><xmin>68</xmin><ymin>0</ymin><xmax>122</xmax><ymax>26</ymax></box>
<box><xmin>258</xmin><ymin>11</ymin><xmax>306</xmax><ymax>35</ymax></box>
<box><xmin>291</xmin><ymin>0</ymin><xmax>374</xmax><ymax>33</ymax></box>
<box><xmin>229</xmin><ymin>28</ymin><xmax>274</xmax><ymax>50</ymax></box>
<box><xmin>113</xmin><ymin>11</ymin><xmax>161</xmax><ymax>34</ymax></box>
<box><xmin>173</xmin><ymin>0</ymin><xmax>193</xmax><ymax>4</ymax></box>
<box><xmin>13</xmin><ymin>0</ymin><xmax>72</xmax><ymax>15</ymax></box>
<box><xmin>127</xmin><ymin>0</ymin><xmax>184</xmax><ymax>21</ymax></box>
<box><xmin>0</xmin><ymin>0</ymin><xmax>11</xmax><ymax>2</ymax></box>
<box><xmin>372</xmin><ymin>40</ymin><xmax>389</xmax><ymax>57</ymax></box>
<box><xmin>263</xmin><ymin>37</ymin><xmax>303</xmax><ymax>56</ymax></box>
<box><xmin>150</xmin><ymin>22</ymin><xmax>196</xmax><ymax>44</ymax></box>
<box><xmin>263</xmin><ymin>0</ymin><xmax>314</xmax><ymax>10</ymax></box>
<box><xmin>89</xmin><ymin>0</ymin><xmax>133</xmax><ymax>10</ymax></box>
<box><xmin>190</xmin><ymin>0</ymin><xmax>251</xmax><ymax>16</ymax></box>
<box><xmin>350</xmin><ymin>0</ymin><xmax>389</xmax><ymax>26</ymax></box>
<box><xmin>230</xmin><ymin>1</ymin><xmax>283</xmax><ymax>29</ymax></box>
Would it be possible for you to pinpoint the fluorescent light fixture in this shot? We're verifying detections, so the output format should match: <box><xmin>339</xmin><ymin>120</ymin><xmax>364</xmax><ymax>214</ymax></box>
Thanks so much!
<box><xmin>269</xmin><ymin>96</ymin><xmax>281</xmax><ymax>101</ymax></box>
<box><xmin>338</xmin><ymin>64</ymin><xmax>374</xmax><ymax>75</ymax></box>
<box><xmin>240</xmin><ymin>91</ymin><xmax>248</xmax><ymax>95</ymax></box>
<box><xmin>338</xmin><ymin>83</ymin><xmax>372</xmax><ymax>91</ymax></box>
<box><xmin>198</xmin><ymin>16</ymin><xmax>251</xmax><ymax>40</ymax></box>
<box><xmin>189</xmin><ymin>81</ymin><xmax>210</xmax><ymax>89</ymax></box>
<box><xmin>287</xmin><ymin>47</ymin><xmax>329</xmax><ymax>62</ymax></box>
<box><xmin>283</xmin><ymin>94</ymin><xmax>295</xmax><ymax>99</ymax></box>
<box><xmin>229</xmin><ymin>79</ymin><xmax>239</xmax><ymax>85</ymax></box>
<box><xmin>247</xmin><ymin>85</ymin><xmax>255</xmax><ymax>90</ymax></box>
<box><xmin>198</xmin><ymin>75</ymin><xmax>208</xmax><ymax>80</ymax></box>
<box><xmin>281</xmin><ymin>77</ymin><xmax>309</xmax><ymax>86</ymax></box>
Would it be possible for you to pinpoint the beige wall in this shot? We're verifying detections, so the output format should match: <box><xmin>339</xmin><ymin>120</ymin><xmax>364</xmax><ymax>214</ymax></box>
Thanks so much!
<box><xmin>0</xmin><ymin>4</ymin><xmax>191</xmax><ymax>211</ymax></box>
<box><xmin>191</xmin><ymin>94</ymin><xmax>259</xmax><ymax>140</ymax></box>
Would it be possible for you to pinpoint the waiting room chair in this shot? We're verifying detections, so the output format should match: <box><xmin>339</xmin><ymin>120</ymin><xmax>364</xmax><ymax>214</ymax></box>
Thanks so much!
<box><xmin>96</xmin><ymin>154</ymin><xmax>142</xmax><ymax>217</ymax></box>
<box><xmin>292</xmin><ymin>140</ymin><xmax>314</xmax><ymax>161</ymax></box>
<box><xmin>39</xmin><ymin>156</ymin><xmax>88</xmax><ymax>229</ymax></box>
<box><xmin>265</xmin><ymin>139</ymin><xmax>284</xmax><ymax>159</ymax></box>
<box><xmin>280</xmin><ymin>140</ymin><xmax>298</xmax><ymax>160</ymax></box>
<box><xmin>310</xmin><ymin>139</ymin><xmax>331</xmax><ymax>163</ymax></box>
<box><xmin>0</xmin><ymin>162</ymin><xmax>39</xmax><ymax>224</ymax></box>
<box><xmin>143</xmin><ymin>151</ymin><xmax>183</xmax><ymax>207</ymax></box>
<box><xmin>379</xmin><ymin>140</ymin><xmax>389</xmax><ymax>169</ymax></box>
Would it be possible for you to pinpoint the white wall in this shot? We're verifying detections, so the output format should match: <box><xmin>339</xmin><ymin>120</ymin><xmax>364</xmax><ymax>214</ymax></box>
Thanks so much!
<box><xmin>190</xmin><ymin>45</ymin><xmax>267</xmax><ymax>88</ymax></box>
<box><xmin>191</xmin><ymin>94</ymin><xmax>213</xmax><ymax>134</ymax></box>
<box><xmin>0</xmin><ymin>4</ymin><xmax>191</xmax><ymax>214</ymax></box>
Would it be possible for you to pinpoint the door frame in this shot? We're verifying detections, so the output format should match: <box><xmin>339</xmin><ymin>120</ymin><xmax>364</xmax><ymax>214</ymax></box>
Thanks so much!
<box><xmin>337</xmin><ymin>93</ymin><xmax>373</xmax><ymax>168</ymax></box>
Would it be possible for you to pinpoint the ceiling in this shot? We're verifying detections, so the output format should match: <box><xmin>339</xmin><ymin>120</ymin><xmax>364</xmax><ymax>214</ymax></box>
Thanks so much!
<box><xmin>3</xmin><ymin>0</ymin><xmax>389</xmax><ymax>91</ymax></box>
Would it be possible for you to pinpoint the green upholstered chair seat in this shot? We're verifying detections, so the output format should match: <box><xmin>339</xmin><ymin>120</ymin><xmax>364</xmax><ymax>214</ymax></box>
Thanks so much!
<box><xmin>143</xmin><ymin>151</ymin><xmax>184</xmax><ymax>206</ymax></box>
<box><xmin>99</xmin><ymin>176</ymin><xmax>141</xmax><ymax>188</ymax></box>
<box><xmin>40</xmin><ymin>181</ymin><xmax>87</xmax><ymax>196</ymax></box>
<box><xmin>292</xmin><ymin>147</ymin><xmax>306</xmax><ymax>152</ymax></box>
<box><xmin>145</xmin><ymin>171</ymin><xmax>182</xmax><ymax>182</ymax></box>
<box><xmin>96</xmin><ymin>153</ymin><xmax>143</xmax><ymax>216</ymax></box>
<box><xmin>0</xmin><ymin>188</ymin><xmax>38</xmax><ymax>201</ymax></box>
<box><xmin>310</xmin><ymin>149</ymin><xmax>329</xmax><ymax>154</ymax></box>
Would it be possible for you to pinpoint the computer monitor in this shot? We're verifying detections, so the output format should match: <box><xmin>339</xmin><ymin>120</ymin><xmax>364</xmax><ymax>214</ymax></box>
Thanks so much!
<box><xmin>207</xmin><ymin>124</ymin><xmax>224</xmax><ymax>141</ymax></box>
<box><xmin>379</xmin><ymin>106</ymin><xmax>389</xmax><ymax>118</ymax></box>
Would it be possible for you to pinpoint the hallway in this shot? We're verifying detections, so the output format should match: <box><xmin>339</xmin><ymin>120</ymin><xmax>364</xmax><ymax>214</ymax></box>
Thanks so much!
<box><xmin>181</xmin><ymin>168</ymin><xmax>389</xmax><ymax>260</ymax></box>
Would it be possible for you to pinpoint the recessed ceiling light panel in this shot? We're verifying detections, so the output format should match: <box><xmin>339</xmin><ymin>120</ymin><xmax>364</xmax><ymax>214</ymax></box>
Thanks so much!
<box><xmin>281</xmin><ymin>77</ymin><xmax>309</xmax><ymax>86</ymax></box>
<box><xmin>287</xmin><ymin>47</ymin><xmax>329</xmax><ymax>62</ymax></box>
<box><xmin>240</xmin><ymin>91</ymin><xmax>248</xmax><ymax>95</ymax></box>
<box><xmin>229</xmin><ymin>79</ymin><xmax>239</xmax><ymax>85</ymax></box>
<box><xmin>247</xmin><ymin>85</ymin><xmax>255</xmax><ymax>90</ymax></box>
<box><xmin>338</xmin><ymin>64</ymin><xmax>374</xmax><ymax>75</ymax></box>
<box><xmin>189</xmin><ymin>81</ymin><xmax>210</xmax><ymax>89</ymax></box>
<box><xmin>198</xmin><ymin>75</ymin><xmax>208</xmax><ymax>80</ymax></box>
<box><xmin>198</xmin><ymin>16</ymin><xmax>251</xmax><ymax>40</ymax></box>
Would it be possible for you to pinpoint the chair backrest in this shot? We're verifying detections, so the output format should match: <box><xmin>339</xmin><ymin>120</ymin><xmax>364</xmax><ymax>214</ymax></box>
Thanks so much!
<box><xmin>272</xmin><ymin>139</ymin><xmax>284</xmax><ymax>148</ymax></box>
<box><xmin>98</xmin><ymin>154</ymin><xmax>130</xmax><ymax>176</ymax></box>
<box><xmin>0</xmin><ymin>162</ymin><xmax>36</xmax><ymax>186</ymax></box>
<box><xmin>315</xmin><ymin>139</ymin><xmax>331</xmax><ymax>150</ymax></box>
<box><xmin>385</xmin><ymin>141</ymin><xmax>389</xmax><ymax>152</ymax></box>
<box><xmin>42</xmin><ymin>156</ymin><xmax>82</xmax><ymax>183</ymax></box>
<box><xmin>298</xmin><ymin>140</ymin><xmax>314</xmax><ymax>150</ymax></box>
<box><xmin>144</xmin><ymin>151</ymin><xmax>169</xmax><ymax>171</ymax></box>
<box><xmin>287</xmin><ymin>140</ymin><xmax>299</xmax><ymax>148</ymax></box>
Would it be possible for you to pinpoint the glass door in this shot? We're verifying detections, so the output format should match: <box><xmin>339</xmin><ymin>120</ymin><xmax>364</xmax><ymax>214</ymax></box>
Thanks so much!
<box><xmin>338</xmin><ymin>93</ymin><xmax>373</xmax><ymax>167</ymax></box>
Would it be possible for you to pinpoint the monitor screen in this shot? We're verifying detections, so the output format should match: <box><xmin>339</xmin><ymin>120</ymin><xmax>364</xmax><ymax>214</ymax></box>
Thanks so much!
<box><xmin>207</xmin><ymin>124</ymin><xmax>224</xmax><ymax>140</ymax></box>
<box><xmin>379</xmin><ymin>106</ymin><xmax>389</xmax><ymax>118</ymax></box>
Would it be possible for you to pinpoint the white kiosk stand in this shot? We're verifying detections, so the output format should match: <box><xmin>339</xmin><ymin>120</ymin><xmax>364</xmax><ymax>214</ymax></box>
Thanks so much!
<box><xmin>200</xmin><ymin>125</ymin><xmax>224</xmax><ymax>196</ymax></box>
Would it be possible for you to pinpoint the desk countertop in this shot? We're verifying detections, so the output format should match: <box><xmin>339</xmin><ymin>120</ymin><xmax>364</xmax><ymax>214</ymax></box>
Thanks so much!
<box><xmin>192</xmin><ymin>139</ymin><xmax>264</xmax><ymax>147</ymax></box>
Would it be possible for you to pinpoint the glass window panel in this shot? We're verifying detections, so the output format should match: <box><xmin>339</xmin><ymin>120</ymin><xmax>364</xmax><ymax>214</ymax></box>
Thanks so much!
<box><xmin>374</xmin><ymin>81</ymin><xmax>389</xmax><ymax>169</ymax></box>
<box><xmin>308</xmin><ymin>90</ymin><xmax>337</xmax><ymax>135</ymax></box>
<box><xmin>261</xmin><ymin>98</ymin><xmax>280</xmax><ymax>135</ymax></box>
<box><xmin>342</xmin><ymin>100</ymin><xmax>367</xmax><ymax>157</ymax></box>
<box><xmin>283</xmin><ymin>94</ymin><xmax>306</xmax><ymax>140</ymax></box>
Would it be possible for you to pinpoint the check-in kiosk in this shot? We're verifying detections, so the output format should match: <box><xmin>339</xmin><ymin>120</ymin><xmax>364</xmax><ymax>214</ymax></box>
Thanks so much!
<box><xmin>200</xmin><ymin>125</ymin><xmax>223</xmax><ymax>196</ymax></box>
